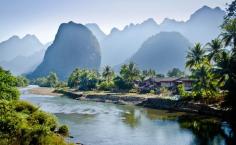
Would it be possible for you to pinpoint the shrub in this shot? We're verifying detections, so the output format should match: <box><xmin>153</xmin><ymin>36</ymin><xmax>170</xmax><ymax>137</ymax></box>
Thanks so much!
<box><xmin>58</xmin><ymin>125</ymin><xmax>69</xmax><ymax>136</ymax></box>
<box><xmin>98</xmin><ymin>81</ymin><xmax>115</xmax><ymax>91</ymax></box>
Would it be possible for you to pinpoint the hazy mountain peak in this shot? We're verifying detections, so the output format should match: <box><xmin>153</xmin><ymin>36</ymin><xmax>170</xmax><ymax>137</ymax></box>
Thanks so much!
<box><xmin>22</xmin><ymin>34</ymin><xmax>37</xmax><ymax>40</ymax></box>
<box><xmin>110</xmin><ymin>27</ymin><xmax>120</xmax><ymax>34</ymax></box>
<box><xmin>190</xmin><ymin>5</ymin><xmax>225</xmax><ymax>20</ymax></box>
<box><xmin>141</xmin><ymin>18</ymin><xmax>157</xmax><ymax>26</ymax></box>
<box><xmin>29</xmin><ymin>22</ymin><xmax>101</xmax><ymax>80</ymax></box>
<box><xmin>161</xmin><ymin>18</ymin><xmax>184</xmax><ymax>25</ymax></box>
<box><xmin>7</xmin><ymin>35</ymin><xmax>20</xmax><ymax>41</ymax></box>
<box><xmin>85</xmin><ymin>23</ymin><xmax>106</xmax><ymax>43</ymax></box>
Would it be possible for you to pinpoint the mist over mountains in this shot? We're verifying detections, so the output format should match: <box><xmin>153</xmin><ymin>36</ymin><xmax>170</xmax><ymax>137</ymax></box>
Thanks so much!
<box><xmin>97</xmin><ymin>6</ymin><xmax>225</xmax><ymax>67</ymax></box>
<box><xmin>0</xmin><ymin>35</ymin><xmax>48</xmax><ymax>75</ymax></box>
<box><xmin>0</xmin><ymin>34</ymin><xmax>46</xmax><ymax>62</ymax></box>
<box><xmin>129</xmin><ymin>32</ymin><xmax>192</xmax><ymax>73</ymax></box>
<box><xmin>0</xmin><ymin>5</ymin><xmax>225</xmax><ymax>78</ymax></box>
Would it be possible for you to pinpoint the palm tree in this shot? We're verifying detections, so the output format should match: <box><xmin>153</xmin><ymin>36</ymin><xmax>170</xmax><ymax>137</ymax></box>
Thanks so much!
<box><xmin>186</xmin><ymin>43</ymin><xmax>206</xmax><ymax>69</ymax></box>
<box><xmin>214</xmin><ymin>50</ymin><xmax>234</xmax><ymax>86</ymax></box>
<box><xmin>221</xmin><ymin>18</ymin><xmax>236</xmax><ymax>52</ymax></box>
<box><xmin>102</xmin><ymin>66</ymin><xmax>115</xmax><ymax>83</ymax></box>
<box><xmin>120</xmin><ymin>62</ymin><xmax>140</xmax><ymax>83</ymax></box>
<box><xmin>206</xmin><ymin>38</ymin><xmax>223</xmax><ymax>62</ymax></box>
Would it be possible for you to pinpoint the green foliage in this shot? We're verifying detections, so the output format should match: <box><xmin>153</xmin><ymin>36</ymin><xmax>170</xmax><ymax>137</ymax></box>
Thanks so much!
<box><xmin>32</xmin><ymin>72</ymin><xmax>59</xmax><ymax>88</ymax></box>
<box><xmin>47</xmin><ymin>72</ymin><xmax>59</xmax><ymax>88</ymax></box>
<box><xmin>16</xmin><ymin>76</ymin><xmax>29</xmax><ymax>87</ymax></box>
<box><xmin>206</xmin><ymin>38</ymin><xmax>223</xmax><ymax>62</ymax></box>
<box><xmin>0</xmin><ymin>67</ymin><xmax>71</xmax><ymax>145</ymax></box>
<box><xmin>114</xmin><ymin>76</ymin><xmax>133</xmax><ymax>90</ymax></box>
<box><xmin>68</xmin><ymin>68</ymin><xmax>99</xmax><ymax>90</ymax></box>
<box><xmin>167</xmin><ymin>68</ymin><xmax>184</xmax><ymax>77</ymax></box>
<box><xmin>177</xmin><ymin>84</ymin><xmax>191</xmax><ymax>98</ymax></box>
<box><xmin>224</xmin><ymin>0</ymin><xmax>236</xmax><ymax>26</ymax></box>
<box><xmin>0</xmin><ymin>67</ymin><xmax>20</xmax><ymax>100</ymax></box>
<box><xmin>118</xmin><ymin>62</ymin><xmax>140</xmax><ymax>90</ymax></box>
<box><xmin>102</xmin><ymin>66</ymin><xmax>115</xmax><ymax>83</ymax></box>
<box><xmin>32</xmin><ymin>77</ymin><xmax>48</xmax><ymax>87</ymax></box>
<box><xmin>221</xmin><ymin>18</ymin><xmax>236</xmax><ymax>51</ymax></box>
<box><xmin>98</xmin><ymin>81</ymin><xmax>115</xmax><ymax>91</ymax></box>
<box><xmin>98</xmin><ymin>66</ymin><xmax>115</xmax><ymax>91</ymax></box>
<box><xmin>58</xmin><ymin>125</ymin><xmax>69</xmax><ymax>136</ymax></box>
<box><xmin>0</xmin><ymin>100</ymin><xmax>70</xmax><ymax>145</ymax></box>
<box><xmin>186</xmin><ymin>43</ymin><xmax>206</xmax><ymax>69</ymax></box>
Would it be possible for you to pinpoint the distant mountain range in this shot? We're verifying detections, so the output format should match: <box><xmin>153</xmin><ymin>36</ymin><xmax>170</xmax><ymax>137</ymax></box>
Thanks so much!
<box><xmin>0</xmin><ymin>34</ymin><xmax>46</xmax><ymax>62</ymax></box>
<box><xmin>0</xmin><ymin>35</ymin><xmax>48</xmax><ymax>75</ymax></box>
<box><xmin>28</xmin><ymin>21</ymin><xmax>101</xmax><ymax>80</ymax></box>
<box><xmin>86</xmin><ymin>6</ymin><xmax>225</xmax><ymax>67</ymax></box>
<box><xmin>0</xmin><ymin>5</ymin><xmax>226</xmax><ymax>77</ymax></box>
<box><xmin>0</xmin><ymin>50</ymin><xmax>46</xmax><ymax>75</ymax></box>
<box><xmin>129</xmin><ymin>32</ymin><xmax>192</xmax><ymax>73</ymax></box>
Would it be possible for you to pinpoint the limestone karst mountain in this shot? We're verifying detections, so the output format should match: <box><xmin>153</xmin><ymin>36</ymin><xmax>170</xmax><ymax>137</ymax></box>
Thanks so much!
<box><xmin>129</xmin><ymin>32</ymin><xmax>192</xmax><ymax>73</ymax></box>
<box><xmin>29</xmin><ymin>21</ymin><xmax>101</xmax><ymax>80</ymax></box>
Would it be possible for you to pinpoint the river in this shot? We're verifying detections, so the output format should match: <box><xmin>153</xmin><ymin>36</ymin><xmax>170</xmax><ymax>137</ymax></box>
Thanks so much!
<box><xmin>20</xmin><ymin>87</ymin><xmax>235</xmax><ymax>145</ymax></box>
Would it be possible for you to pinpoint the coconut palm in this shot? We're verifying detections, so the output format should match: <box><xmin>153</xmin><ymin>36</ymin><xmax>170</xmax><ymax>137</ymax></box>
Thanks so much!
<box><xmin>221</xmin><ymin>18</ymin><xmax>236</xmax><ymax>51</ymax></box>
<box><xmin>206</xmin><ymin>38</ymin><xmax>223</xmax><ymax>62</ymax></box>
<box><xmin>186</xmin><ymin>43</ymin><xmax>206</xmax><ymax>69</ymax></box>
<box><xmin>120</xmin><ymin>62</ymin><xmax>140</xmax><ymax>83</ymax></box>
<box><xmin>214</xmin><ymin>51</ymin><xmax>231</xmax><ymax>82</ymax></box>
<box><xmin>102</xmin><ymin>65</ymin><xmax>115</xmax><ymax>83</ymax></box>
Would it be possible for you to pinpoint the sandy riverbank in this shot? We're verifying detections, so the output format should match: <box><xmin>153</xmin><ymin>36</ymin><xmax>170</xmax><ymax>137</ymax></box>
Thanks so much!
<box><xmin>28</xmin><ymin>87</ymin><xmax>63</xmax><ymax>96</ymax></box>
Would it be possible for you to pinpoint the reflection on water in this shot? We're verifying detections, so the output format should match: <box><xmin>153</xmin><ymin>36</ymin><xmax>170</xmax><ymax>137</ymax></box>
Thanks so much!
<box><xmin>21</xmin><ymin>93</ymin><xmax>236</xmax><ymax>145</ymax></box>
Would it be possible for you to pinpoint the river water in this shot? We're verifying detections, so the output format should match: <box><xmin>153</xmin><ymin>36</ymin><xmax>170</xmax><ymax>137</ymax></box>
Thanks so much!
<box><xmin>20</xmin><ymin>87</ymin><xmax>235</xmax><ymax>145</ymax></box>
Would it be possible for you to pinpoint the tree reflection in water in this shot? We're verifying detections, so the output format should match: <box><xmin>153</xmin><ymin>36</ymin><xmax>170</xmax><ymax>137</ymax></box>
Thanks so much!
<box><xmin>178</xmin><ymin>115</ymin><xmax>236</xmax><ymax>145</ymax></box>
<box><xmin>121</xmin><ymin>109</ymin><xmax>141</xmax><ymax>128</ymax></box>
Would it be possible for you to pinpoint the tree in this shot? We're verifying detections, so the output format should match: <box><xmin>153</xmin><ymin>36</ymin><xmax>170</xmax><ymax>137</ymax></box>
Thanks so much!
<box><xmin>120</xmin><ymin>62</ymin><xmax>140</xmax><ymax>84</ymax></box>
<box><xmin>191</xmin><ymin>63</ymin><xmax>218</xmax><ymax>98</ymax></box>
<box><xmin>102</xmin><ymin>66</ymin><xmax>115</xmax><ymax>83</ymax></box>
<box><xmin>185</xmin><ymin>44</ymin><xmax>218</xmax><ymax>99</ymax></box>
<box><xmin>0</xmin><ymin>67</ymin><xmax>19</xmax><ymax>100</ymax></box>
<box><xmin>186</xmin><ymin>43</ymin><xmax>206</xmax><ymax>69</ymax></box>
<box><xmin>68</xmin><ymin>68</ymin><xmax>80</xmax><ymax>88</ymax></box>
<box><xmin>167</xmin><ymin>68</ymin><xmax>184</xmax><ymax>77</ymax></box>
<box><xmin>206</xmin><ymin>38</ymin><xmax>223</xmax><ymax>62</ymax></box>
<box><xmin>68</xmin><ymin>68</ymin><xmax>99</xmax><ymax>90</ymax></box>
<box><xmin>224</xmin><ymin>0</ymin><xmax>236</xmax><ymax>25</ymax></box>
<box><xmin>16</xmin><ymin>76</ymin><xmax>29</xmax><ymax>87</ymax></box>
<box><xmin>99</xmin><ymin>66</ymin><xmax>115</xmax><ymax>91</ymax></box>
<box><xmin>118</xmin><ymin>62</ymin><xmax>140</xmax><ymax>90</ymax></box>
<box><xmin>220</xmin><ymin>17</ymin><xmax>236</xmax><ymax>111</ymax></box>
<box><xmin>221</xmin><ymin>18</ymin><xmax>236</xmax><ymax>51</ymax></box>
<box><xmin>141</xmin><ymin>69</ymin><xmax>156</xmax><ymax>81</ymax></box>
<box><xmin>47</xmin><ymin>72</ymin><xmax>59</xmax><ymax>88</ymax></box>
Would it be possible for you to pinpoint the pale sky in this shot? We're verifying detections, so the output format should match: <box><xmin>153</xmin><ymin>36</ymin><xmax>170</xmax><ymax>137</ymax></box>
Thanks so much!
<box><xmin>0</xmin><ymin>0</ymin><xmax>232</xmax><ymax>43</ymax></box>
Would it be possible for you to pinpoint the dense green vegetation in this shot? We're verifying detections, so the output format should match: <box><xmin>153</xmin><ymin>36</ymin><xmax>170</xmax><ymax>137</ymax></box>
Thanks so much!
<box><xmin>167</xmin><ymin>68</ymin><xmax>184</xmax><ymax>77</ymax></box>
<box><xmin>31</xmin><ymin>72</ymin><xmax>59</xmax><ymax>88</ymax></box>
<box><xmin>0</xmin><ymin>67</ymin><xmax>20</xmax><ymax>100</ymax></box>
<box><xmin>0</xmin><ymin>67</ymin><xmax>72</xmax><ymax>145</ymax></box>
<box><xmin>16</xmin><ymin>75</ymin><xmax>29</xmax><ymax>87</ymax></box>
<box><xmin>66</xmin><ymin>62</ymin><xmax>166</xmax><ymax>92</ymax></box>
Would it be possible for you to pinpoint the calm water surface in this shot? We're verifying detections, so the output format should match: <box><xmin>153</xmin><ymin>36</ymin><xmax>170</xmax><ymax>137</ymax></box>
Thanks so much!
<box><xmin>20</xmin><ymin>87</ymin><xmax>235</xmax><ymax>145</ymax></box>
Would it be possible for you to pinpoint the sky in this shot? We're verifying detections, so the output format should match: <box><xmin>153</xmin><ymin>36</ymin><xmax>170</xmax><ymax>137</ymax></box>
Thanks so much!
<box><xmin>0</xmin><ymin>0</ymin><xmax>232</xmax><ymax>43</ymax></box>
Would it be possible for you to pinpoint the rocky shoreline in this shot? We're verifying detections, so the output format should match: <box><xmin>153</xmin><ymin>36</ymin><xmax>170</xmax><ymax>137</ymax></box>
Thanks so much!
<box><xmin>55</xmin><ymin>89</ymin><xmax>228</xmax><ymax>118</ymax></box>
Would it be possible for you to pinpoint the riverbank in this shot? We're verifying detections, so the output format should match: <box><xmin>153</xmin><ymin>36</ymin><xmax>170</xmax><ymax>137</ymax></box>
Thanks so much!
<box><xmin>28</xmin><ymin>87</ymin><xmax>63</xmax><ymax>96</ymax></box>
<box><xmin>29</xmin><ymin>87</ymin><xmax>229</xmax><ymax>118</ymax></box>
